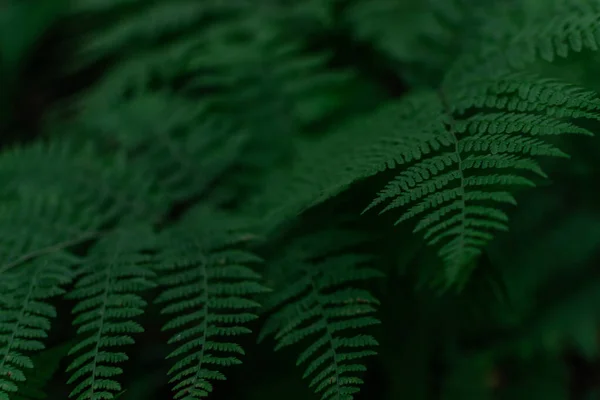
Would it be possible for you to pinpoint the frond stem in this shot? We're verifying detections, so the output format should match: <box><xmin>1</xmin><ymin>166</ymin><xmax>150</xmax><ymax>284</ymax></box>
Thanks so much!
<box><xmin>89</xmin><ymin>253</ymin><xmax>114</xmax><ymax>398</ymax></box>
<box><xmin>309</xmin><ymin>272</ymin><xmax>342</xmax><ymax>396</ymax></box>
<box><xmin>190</xmin><ymin>257</ymin><xmax>210</xmax><ymax>391</ymax></box>
<box><xmin>0</xmin><ymin>230</ymin><xmax>102</xmax><ymax>275</ymax></box>
<box><xmin>438</xmin><ymin>89</ymin><xmax>467</xmax><ymax>277</ymax></box>
<box><xmin>0</xmin><ymin>264</ymin><xmax>40</xmax><ymax>374</ymax></box>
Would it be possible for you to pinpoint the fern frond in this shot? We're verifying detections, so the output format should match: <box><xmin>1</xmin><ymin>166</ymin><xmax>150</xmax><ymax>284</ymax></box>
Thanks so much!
<box><xmin>0</xmin><ymin>140</ymin><xmax>164</xmax><ymax>223</ymax></box>
<box><xmin>0</xmin><ymin>140</ymin><xmax>168</xmax><ymax>399</ymax></box>
<box><xmin>249</xmin><ymin>92</ymin><xmax>446</xmax><ymax>226</ymax></box>
<box><xmin>154</xmin><ymin>208</ymin><xmax>267</xmax><ymax>399</ymax></box>
<box><xmin>74</xmin><ymin>93</ymin><xmax>246</xmax><ymax>203</ymax></box>
<box><xmin>251</xmin><ymin>70</ymin><xmax>598</xmax><ymax>285</ymax></box>
<box><xmin>186</xmin><ymin>13</ymin><xmax>353</xmax><ymax>153</ymax></box>
<box><xmin>0</xmin><ymin>195</ymin><xmax>99</xmax><ymax>277</ymax></box>
<box><xmin>0</xmin><ymin>259</ymin><xmax>73</xmax><ymax>399</ymax></box>
<box><xmin>447</xmin><ymin>71</ymin><xmax>600</xmax><ymax>117</ymax></box>
<box><xmin>66</xmin><ymin>226</ymin><xmax>156</xmax><ymax>400</ymax></box>
<box><xmin>260</xmin><ymin>229</ymin><xmax>381</xmax><ymax>400</ymax></box>
<box><xmin>0</xmin><ymin>196</ymin><xmax>97</xmax><ymax>398</ymax></box>
<box><xmin>364</xmin><ymin>74</ymin><xmax>599</xmax><ymax>286</ymax></box>
<box><xmin>446</xmin><ymin>1</ymin><xmax>600</xmax><ymax>83</ymax></box>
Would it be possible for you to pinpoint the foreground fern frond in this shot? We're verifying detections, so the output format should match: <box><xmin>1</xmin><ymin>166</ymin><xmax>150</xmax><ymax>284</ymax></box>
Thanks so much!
<box><xmin>66</xmin><ymin>227</ymin><xmax>156</xmax><ymax>400</ymax></box>
<box><xmin>260</xmin><ymin>229</ymin><xmax>382</xmax><ymax>400</ymax></box>
<box><xmin>365</xmin><ymin>73</ymin><xmax>599</xmax><ymax>285</ymax></box>
<box><xmin>249</xmin><ymin>92</ymin><xmax>446</xmax><ymax>226</ymax></box>
<box><xmin>0</xmin><ymin>260</ymin><xmax>73</xmax><ymax>400</ymax></box>
<box><xmin>154</xmin><ymin>209</ymin><xmax>267</xmax><ymax>399</ymax></box>
<box><xmin>4</xmin><ymin>0</ymin><xmax>600</xmax><ymax>396</ymax></box>
<box><xmin>446</xmin><ymin>72</ymin><xmax>600</xmax><ymax>125</ymax></box>
<box><xmin>256</xmin><ymin>70</ymin><xmax>599</xmax><ymax>287</ymax></box>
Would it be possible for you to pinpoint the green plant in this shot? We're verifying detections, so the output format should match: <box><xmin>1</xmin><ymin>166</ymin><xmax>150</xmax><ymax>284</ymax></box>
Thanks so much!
<box><xmin>2</xmin><ymin>0</ymin><xmax>600</xmax><ymax>399</ymax></box>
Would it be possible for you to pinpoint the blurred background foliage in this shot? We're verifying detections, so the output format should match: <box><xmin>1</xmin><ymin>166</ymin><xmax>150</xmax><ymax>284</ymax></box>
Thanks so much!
<box><xmin>2</xmin><ymin>0</ymin><xmax>600</xmax><ymax>399</ymax></box>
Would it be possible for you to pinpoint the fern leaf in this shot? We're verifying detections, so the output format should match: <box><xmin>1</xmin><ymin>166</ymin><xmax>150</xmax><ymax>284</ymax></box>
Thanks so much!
<box><xmin>261</xmin><ymin>229</ymin><xmax>382</xmax><ymax>400</ymax></box>
<box><xmin>446</xmin><ymin>1</ymin><xmax>600</xmax><ymax>83</ymax></box>
<box><xmin>154</xmin><ymin>208</ymin><xmax>268</xmax><ymax>399</ymax></box>
<box><xmin>186</xmin><ymin>13</ymin><xmax>353</xmax><ymax>171</ymax></box>
<box><xmin>249</xmin><ymin>92</ymin><xmax>446</xmax><ymax>227</ymax></box>
<box><xmin>251</xmin><ymin>71</ymin><xmax>598</xmax><ymax>285</ymax></box>
<box><xmin>66</xmin><ymin>226</ymin><xmax>156</xmax><ymax>400</ymax></box>
<box><xmin>0</xmin><ymin>259</ymin><xmax>73</xmax><ymax>399</ymax></box>
<box><xmin>0</xmin><ymin>140</ymin><xmax>164</xmax><ymax>223</ymax></box>
<box><xmin>0</xmin><ymin>194</ymin><xmax>88</xmax><ymax>399</ymax></box>
<box><xmin>75</xmin><ymin>93</ymin><xmax>246</xmax><ymax>203</ymax></box>
<box><xmin>447</xmin><ymin>71</ymin><xmax>600</xmax><ymax>117</ymax></box>
<box><xmin>0</xmin><ymin>195</ymin><xmax>99</xmax><ymax>278</ymax></box>
<box><xmin>365</xmin><ymin>74</ymin><xmax>598</xmax><ymax>286</ymax></box>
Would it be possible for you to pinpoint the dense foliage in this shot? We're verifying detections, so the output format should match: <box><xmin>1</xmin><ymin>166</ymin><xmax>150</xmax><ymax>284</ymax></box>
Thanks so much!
<box><xmin>2</xmin><ymin>0</ymin><xmax>600</xmax><ymax>399</ymax></box>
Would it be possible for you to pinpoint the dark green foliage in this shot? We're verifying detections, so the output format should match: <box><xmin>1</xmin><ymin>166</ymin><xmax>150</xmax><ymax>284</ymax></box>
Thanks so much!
<box><xmin>2</xmin><ymin>0</ymin><xmax>600</xmax><ymax>399</ymax></box>
<box><xmin>14</xmin><ymin>343</ymin><xmax>72</xmax><ymax>400</ymax></box>
<box><xmin>154</xmin><ymin>209</ymin><xmax>268</xmax><ymax>399</ymax></box>
<box><xmin>260</xmin><ymin>229</ymin><xmax>381</xmax><ymax>400</ymax></box>
<box><xmin>66</xmin><ymin>227</ymin><xmax>155</xmax><ymax>400</ymax></box>
<box><xmin>0</xmin><ymin>259</ymin><xmax>72</xmax><ymax>399</ymax></box>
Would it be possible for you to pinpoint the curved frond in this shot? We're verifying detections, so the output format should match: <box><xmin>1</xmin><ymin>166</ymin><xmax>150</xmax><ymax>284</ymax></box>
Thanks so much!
<box><xmin>0</xmin><ymin>259</ymin><xmax>73</xmax><ymax>399</ymax></box>
<box><xmin>260</xmin><ymin>229</ymin><xmax>382</xmax><ymax>400</ymax></box>
<box><xmin>154</xmin><ymin>208</ymin><xmax>268</xmax><ymax>399</ymax></box>
<box><xmin>66</xmin><ymin>227</ymin><xmax>156</xmax><ymax>400</ymax></box>
<box><xmin>248</xmin><ymin>91</ymin><xmax>447</xmax><ymax>227</ymax></box>
<box><xmin>365</xmin><ymin>74</ymin><xmax>599</xmax><ymax>286</ymax></box>
<box><xmin>447</xmin><ymin>71</ymin><xmax>600</xmax><ymax>117</ymax></box>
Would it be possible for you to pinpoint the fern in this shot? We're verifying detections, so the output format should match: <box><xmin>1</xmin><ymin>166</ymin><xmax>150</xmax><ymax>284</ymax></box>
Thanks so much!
<box><xmin>365</xmin><ymin>74</ymin><xmax>599</xmax><ymax>285</ymax></box>
<box><xmin>187</xmin><ymin>14</ymin><xmax>351</xmax><ymax>126</ymax></box>
<box><xmin>0</xmin><ymin>259</ymin><xmax>73</xmax><ymax>399</ymax></box>
<box><xmin>0</xmin><ymin>195</ymin><xmax>89</xmax><ymax>399</ymax></box>
<box><xmin>0</xmin><ymin>140</ymin><xmax>164</xmax><ymax>223</ymax></box>
<box><xmin>74</xmin><ymin>92</ymin><xmax>246</xmax><ymax>203</ymax></box>
<box><xmin>66</xmin><ymin>226</ymin><xmax>156</xmax><ymax>400</ymax></box>
<box><xmin>0</xmin><ymin>140</ymin><xmax>167</xmax><ymax>400</ymax></box>
<box><xmin>249</xmin><ymin>92</ymin><xmax>446</xmax><ymax>225</ymax></box>
<box><xmin>260</xmin><ymin>229</ymin><xmax>382</xmax><ymax>400</ymax></box>
<box><xmin>184</xmin><ymin>12</ymin><xmax>353</xmax><ymax>181</ymax></box>
<box><xmin>5</xmin><ymin>0</ymin><xmax>600</xmax><ymax>397</ymax></box>
<box><xmin>153</xmin><ymin>208</ymin><xmax>268</xmax><ymax>399</ymax></box>
<box><xmin>446</xmin><ymin>0</ymin><xmax>600</xmax><ymax>83</ymax></box>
